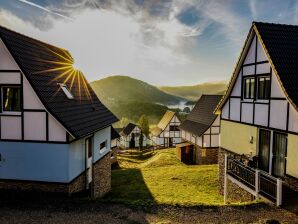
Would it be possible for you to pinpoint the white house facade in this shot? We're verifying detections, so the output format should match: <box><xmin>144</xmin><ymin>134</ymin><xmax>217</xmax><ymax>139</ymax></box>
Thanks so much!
<box><xmin>0</xmin><ymin>26</ymin><xmax>118</xmax><ymax>197</ymax></box>
<box><xmin>151</xmin><ymin>110</ymin><xmax>181</xmax><ymax>148</ymax></box>
<box><xmin>216</xmin><ymin>22</ymin><xmax>298</xmax><ymax>206</ymax></box>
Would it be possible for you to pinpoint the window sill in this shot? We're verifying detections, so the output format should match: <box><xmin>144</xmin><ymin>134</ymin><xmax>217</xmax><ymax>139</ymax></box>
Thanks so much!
<box><xmin>0</xmin><ymin>111</ymin><xmax>21</xmax><ymax>116</ymax></box>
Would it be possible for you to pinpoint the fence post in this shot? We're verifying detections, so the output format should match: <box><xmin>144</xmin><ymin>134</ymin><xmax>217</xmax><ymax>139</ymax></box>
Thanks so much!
<box><xmin>276</xmin><ymin>178</ymin><xmax>282</xmax><ymax>206</ymax></box>
<box><xmin>255</xmin><ymin>169</ymin><xmax>260</xmax><ymax>199</ymax></box>
<box><xmin>224</xmin><ymin>154</ymin><xmax>228</xmax><ymax>204</ymax></box>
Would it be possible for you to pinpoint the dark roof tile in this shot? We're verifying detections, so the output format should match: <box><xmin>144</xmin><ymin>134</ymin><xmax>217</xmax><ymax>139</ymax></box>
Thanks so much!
<box><xmin>0</xmin><ymin>26</ymin><xmax>118</xmax><ymax>138</ymax></box>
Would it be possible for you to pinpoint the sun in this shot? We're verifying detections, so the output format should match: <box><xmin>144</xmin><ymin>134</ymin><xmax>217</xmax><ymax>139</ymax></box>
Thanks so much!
<box><xmin>32</xmin><ymin>45</ymin><xmax>91</xmax><ymax>101</ymax></box>
<box><xmin>72</xmin><ymin>60</ymin><xmax>81</xmax><ymax>71</ymax></box>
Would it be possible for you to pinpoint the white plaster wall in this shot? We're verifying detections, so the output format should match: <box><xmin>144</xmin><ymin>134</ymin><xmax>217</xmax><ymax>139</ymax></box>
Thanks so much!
<box><xmin>231</xmin><ymin>73</ymin><xmax>241</xmax><ymax>96</ymax></box>
<box><xmin>24</xmin><ymin>112</ymin><xmax>46</xmax><ymax>141</ymax></box>
<box><xmin>211</xmin><ymin>135</ymin><xmax>219</xmax><ymax>147</ymax></box>
<box><xmin>221</xmin><ymin>100</ymin><xmax>229</xmax><ymax>119</ymax></box>
<box><xmin>0</xmin><ymin>72</ymin><xmax>20</xmax><ymax>84</ymax></box>
<box><xmin>48</xmin><ymin>114</ymin><xmax>66</xmax><ymax>142</ymax></box>
<box><xmin>257</xmin><ymin>37</ymin><xmax>267</xmax><ymax>62</ymax></box>
<box><xmin>230</xmin><ymin>98</ymin><xmax>240</xmax><ymax>121</ymax></box>
<box><xmin>1</xmin><ymin>116</ymin><xmax>22</xmax><ymax>139</ymax></box>
<box><xmin>288</xmin><ymin>104</ymin><xmax>298</xmax><ymax>133</ymax></box>
<box><xmin>93</xmin><ymin>126</ymin><xmax>111</xmax><ymax>162</ymax></box>
<box><xmin>196</xmin><ymin>136</ymin><xmax>202</xmax><ymax>147</ymax></box>
<box><xmin>269</xmin><ymin>100</ymin><xmax>288</xmax><ymax>130</ymax></box>
<box><xmin>241</xmin><ymin>103</ymin><xmax>254</xmax><ymax>123</ymax></box>
<box><xmin>254</xmin><ymin>104</ymin><xmax>269</xmax><ymax>126</ymax></box>
<box><xmin>244</xmin><ymin>35</ymin><xmax>256</xmax><ymax>64</ymax></box>
<box><xmin>203</xmin><ymin>134</ymin><xmax>210</xmax><ymax>148</ymax></box>
<box><xmin>271</xmin><ymin>71</ymin><xmax>286</xmax><ymax>98</ymax></box>
<box><xmin>256</xmin><ymin>63</ymin><xmax>270</xmax><ymax>74</ymax></box>
<box><xmin>243</xmin><ymin>65</ymin><xmax>255</xmax><ymax>76</ymax></box>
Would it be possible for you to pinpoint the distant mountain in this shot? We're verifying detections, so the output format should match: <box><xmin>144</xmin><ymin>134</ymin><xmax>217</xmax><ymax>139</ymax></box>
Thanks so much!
<box><xmin>90</xmin><ymin>75</ymin><xmax>185</xmax><ymax>105</ymax></box>
<box><xmin>90</xmin><ymin>76</ymin><xmax>227</xmax><ymax>126</ymax></box>
<box><xmin>159</xmin><ymin>81</ymin><xmax>227</xmax><ymax>101</ymax></box>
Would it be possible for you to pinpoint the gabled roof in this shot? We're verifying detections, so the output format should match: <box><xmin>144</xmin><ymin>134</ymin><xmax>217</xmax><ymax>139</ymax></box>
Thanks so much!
<box><xmin>0</xmin><ymin>26</ymin><xmax>118</xmax><ymax>139</ymax></box>
<box><xmin>158</xmin><ymin>110</ymin><xmax>176</xmax><ymax>129</ymax></box>
<box><xmin>216</xmin><ymin>22</ymin><xmax>298</xmax><ymax>112</ymax></box>
<box><xmin>151</xmin><ymin>110</ymin><xmax>177</xmax><ymax>136</ymax></box>
<box><xmin>120</xmin><ymin>123</ymin><xmax>137</xmax><ymax>136</ymax></box>
<box><xmin>111</xmin><ymin>127</ymin><xmax>120</xmax><ymax>140</ymax></box>
<box><xmin>180</xmin><ymin>95</ymin><xmax>222</xmax><ymax>136</ymax></box>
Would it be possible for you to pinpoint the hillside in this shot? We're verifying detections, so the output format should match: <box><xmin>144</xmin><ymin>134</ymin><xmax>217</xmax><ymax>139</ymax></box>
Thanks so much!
<box><xmin>160</xmin><ymin>81</ymin><xmax>227</xmax><ymax>101</ymax></box>
<box><xmin>90</xmin><ymin>76</ymin><xmax>185</xmax><ymax>105</ymax></box>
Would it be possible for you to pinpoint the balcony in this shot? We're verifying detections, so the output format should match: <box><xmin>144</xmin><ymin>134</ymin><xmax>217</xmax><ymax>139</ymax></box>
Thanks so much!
<box><xmin>224</xmin><ymin>156</ymin><xmax>282</xmax><ymax>206</ymax></box>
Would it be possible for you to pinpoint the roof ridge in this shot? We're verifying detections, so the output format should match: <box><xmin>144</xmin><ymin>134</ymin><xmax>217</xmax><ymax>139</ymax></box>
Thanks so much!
<box><xmin>0</xmin><ymin>25</ymin><xmax>69</xmax><ymax>52</ymax></box>
<box><xmin>253</xmin><ymin>21</ymin><xmax>298</xmax><ymax>27</ymax></box>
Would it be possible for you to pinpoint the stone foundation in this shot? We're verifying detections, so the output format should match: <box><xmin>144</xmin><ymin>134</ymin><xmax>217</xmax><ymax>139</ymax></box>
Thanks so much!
<box><xmin>194</xmin><ymin>146</ymin><xmax>218</xmax><ymax>165</ymax></box>
<box><xmin>0</xmin><ymin>171</ymin><xmax>86</xmax><ymax>194</ymax></box>
<box><xmin>284</xmin><ymin>175</ymin><xmax>298</xmax><ymax>192</ymax></box>
<box><xmin>0</xmin><ymin>152</ymin><xmax>111</xmax><ymax>199</ymax></box>
<box><xmin>93</xmin><ymin>151</ymin><xmax>111</xmax><ymax>198</ymax></box>
<box><xmin>218</xmin><ymin>147</ymin><xmax>254</xmax><ymax>203</ymax></box>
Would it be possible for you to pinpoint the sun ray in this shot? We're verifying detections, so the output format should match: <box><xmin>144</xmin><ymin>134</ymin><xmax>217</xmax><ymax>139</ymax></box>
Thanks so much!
<box><xmin>33</xmin><ymin>65</ymin><xmax>73</xmax><ymax>74</ymax></box>
<box><xmin>69</xmin><ymin>70</ymin><xmax>77</xmax><ymax>90</ymax></box>
<box><xmin>46</xmin><ymin>47</ymin><xmax>73</xmax><ymax>64</ymax></box>
<box><xmin>81</xmin><ymin>71</ymin><xmax>92</xmax><ymax>101</ymax></box>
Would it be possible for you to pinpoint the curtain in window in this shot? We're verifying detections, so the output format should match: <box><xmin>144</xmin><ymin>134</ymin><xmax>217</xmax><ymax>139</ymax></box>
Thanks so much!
<box><xmin>258</xmin><ymin>129</ymin><xmax>270</xmax><ymax>172</ymax></box>
<box><xmin>272</xmin><ymin>133</ymin><xmax>287</xmax><ymax>177</ymax></box>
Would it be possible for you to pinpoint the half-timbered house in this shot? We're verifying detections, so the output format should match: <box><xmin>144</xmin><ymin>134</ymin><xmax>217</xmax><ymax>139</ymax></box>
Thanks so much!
<box><xmin>178</xmin><ymin>95</ymin><xmax>222</xmax><ymax>165</ymax></box>
<box><xmin>119</xmin><ymin>123</ymin><xmax>148</xmax><ymax>149</ymax></box>
<box><xmin>0</xmin><ymin>26</ymin><xmax>118</xmax><ymax>197</ymax></box>
<box><xmin>216</xmin><ymin>22</ymin><xmax>298</xmax><ymax>206</ymax></box>
<box><xmin>151</xmin><ymin>110</ymin><xmax>181</xmax><ymax>148</ymax></box>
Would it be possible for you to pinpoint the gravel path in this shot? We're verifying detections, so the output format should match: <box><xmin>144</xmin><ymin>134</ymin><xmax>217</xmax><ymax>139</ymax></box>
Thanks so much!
<box><xmin>0</xmin><ymin>198</ymin><xmax>297</xmax><ymax>224</ymax></box>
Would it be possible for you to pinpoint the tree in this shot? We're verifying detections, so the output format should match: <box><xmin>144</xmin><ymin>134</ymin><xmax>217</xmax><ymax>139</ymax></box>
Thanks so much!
<box><xmin>138</xmin><ymin>115</ymin><xmax>149</xmax><ymax>137</ymax></box>
<box><xmin>138</xmin><ymin>115</ymin><xmax>149</xmax><ymax>150</ymax></box>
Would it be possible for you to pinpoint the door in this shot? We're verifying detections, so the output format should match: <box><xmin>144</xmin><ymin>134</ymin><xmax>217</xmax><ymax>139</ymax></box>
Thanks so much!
<box><xmin>272</xmin><ymin>132</ymin><xmax>287</xmax><ymax>178</ymax></box>
<box><xmin>169</xmin><ymin>138</ymin><xmax>173</xmax><ymax>147</ymax></box>
<box><xmin>258</xmin><ymin>129</ymin><xmax>271</xmax><ymax>172</ymax></box>
<box><xmin>129</xmin><ymin>133</ymin><xmax>135</xmax><ymax>148</ymax></box>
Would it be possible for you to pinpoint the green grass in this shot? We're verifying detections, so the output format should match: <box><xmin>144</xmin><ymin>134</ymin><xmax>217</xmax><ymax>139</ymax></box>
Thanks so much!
<box><xmin>103</xmin><ymin>148</ymin><xmax>224</xmax><ymax>206</ymax></box>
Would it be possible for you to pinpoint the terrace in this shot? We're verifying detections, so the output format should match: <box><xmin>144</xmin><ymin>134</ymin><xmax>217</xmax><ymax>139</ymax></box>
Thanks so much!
<box><xmin>224</xmin><ymin>155</ymin><xmax>283</xmax><ymax>206</ymax></box>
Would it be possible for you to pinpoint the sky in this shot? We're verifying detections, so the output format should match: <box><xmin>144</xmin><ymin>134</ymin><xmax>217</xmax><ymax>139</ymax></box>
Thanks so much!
<box><xmin>0</xmin><ymin>0</ymin><xmax>298</xmax><ymax>86</ymax></box>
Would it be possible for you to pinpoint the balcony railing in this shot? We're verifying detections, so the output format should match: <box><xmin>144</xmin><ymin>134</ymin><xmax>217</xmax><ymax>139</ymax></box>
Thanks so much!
<box><xmin>225</xmin><ymin>156</ymin><xmax>282</xmax><ymax>206</ymax></box>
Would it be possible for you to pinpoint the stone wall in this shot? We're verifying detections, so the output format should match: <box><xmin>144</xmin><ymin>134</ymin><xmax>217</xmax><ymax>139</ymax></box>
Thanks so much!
<box><xmin>92</xmin><ymin>151</ymin><xmax>111</xmax><ymax>198</ymax></box>
<box><xmin>195</xmin><ymin>146</ymin><xmax>218</xmax><ymax>165</ymax></box>
<box><xmin>0</xmin><ymin>170</ymin><xmax>86</xmax><ymax>194</ymax></box>
<box><xmin>218</xmin><ymin>147</ymin><xmax>225</xmax><ymax>195</ymax></box>
<box><xmin>218</xmin><ymin>147</ymin><xmax>254</xmax><ymax>203</ymax></box>
<box><xmin>284</xmin><ymin>175</ymin><xmax>298</xmax><ymax>192</ymax></box>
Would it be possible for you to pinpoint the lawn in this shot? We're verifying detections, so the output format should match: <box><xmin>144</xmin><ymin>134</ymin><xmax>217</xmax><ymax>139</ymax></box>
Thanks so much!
<box><xmin>103</xmin><ymin>148</ymin><xmax>224</xmax><ymax>206</ymax></box>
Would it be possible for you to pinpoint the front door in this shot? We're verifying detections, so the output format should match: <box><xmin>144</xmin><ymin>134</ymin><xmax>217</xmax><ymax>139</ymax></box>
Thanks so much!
<box><xmin>129</xmin><ymin>133</ymin><xmax>135</xmax><ymax>148</ymax></box>
<box><xmin>272</xmin><ymin>132</ymin><xmax>287</xmax><ymax>177</ymax></box>
<box><xmin>169</xmin><ymin>138</ymin><xmax>173</xmax><ymax>147</ymax></box>
<box><xmin>258</xmin><ymin>129</ymin><xmax>271</xmax><ymax>172</ymax></box>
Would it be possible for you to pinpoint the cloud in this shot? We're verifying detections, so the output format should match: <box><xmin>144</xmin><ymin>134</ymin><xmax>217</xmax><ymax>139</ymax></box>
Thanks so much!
<box><xmin>0</xmin><ymin>5</ymin><xmax>202</xmax><ymax>85</ymax></box>
<box><xmin>16</xmin><ymin>0</ymin><xmax>73</xmax><ymax>21</ymax></box>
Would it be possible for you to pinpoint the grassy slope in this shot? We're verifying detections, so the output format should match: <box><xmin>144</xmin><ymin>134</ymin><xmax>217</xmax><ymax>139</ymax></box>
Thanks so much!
<box><xmin>90</xmin><ymin>75</ymin><xmax>185</xmax><ymax>104</ymax></box>
<box><xmin>160</xmin><ymin>81</ymin><xmax>227</xmax><ymax>101</ymax></box>
<box><xmin>104</xmin><ymin>149</ymin><xmax>223</xmax><ymax>206</ymax></box>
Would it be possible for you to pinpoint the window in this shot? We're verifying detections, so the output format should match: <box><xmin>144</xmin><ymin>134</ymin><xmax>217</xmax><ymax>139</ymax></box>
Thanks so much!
<box><xmin>243</xmin><ymin>77</ymin><xmax>255</xmax><ymax>99</ymax></box>
<box><xmin>100</xmin><ymin>140</ymin><xmax>107</xmax><ymax>151</ymax></box>
<box><xmin>2</xmin><ymin>87</ymin><xmax>21</xmax><ymax>112</ymax></box>
<box><xmin>170</xmin><ymin>125</ymin><xmax>179</xmax><ymax>131</ymax></box>
<box><xmin>258</xmin><ymin>129</ymin><xmax>287</xmax><ymax>178</ymax></box>
<box><xmin>257</xmin><ymin>76</ymin><xmax>270</xmax><ymax>100</ymax></box>
<box><xmin>58</xmin><ymin>83</ymin><xmax>74</xmax><ymax>99</ymax></box>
